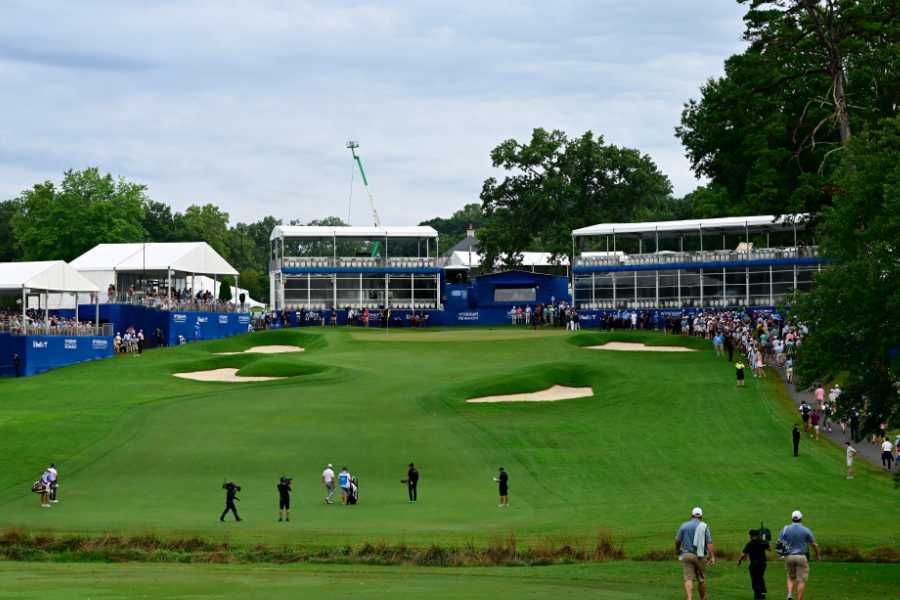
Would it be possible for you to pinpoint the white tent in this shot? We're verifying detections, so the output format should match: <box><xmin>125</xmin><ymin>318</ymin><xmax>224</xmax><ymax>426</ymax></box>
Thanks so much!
<box><xmin>0</xmin><ymin>260</ymin><xmax>101</xmax><ymax>326</ymax></box>
<box><xmin>445</xmin><ymin>250</ymin><xmax>569</xmax><ymax>269</ymax></box>
<box><xmin>71</xmin><ymin>242</ymin><xmax>239</xmax><ymax>303</ymax></box>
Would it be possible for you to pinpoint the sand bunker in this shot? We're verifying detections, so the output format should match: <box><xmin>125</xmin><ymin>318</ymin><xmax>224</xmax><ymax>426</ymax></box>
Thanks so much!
<box><xmin>585</xmin><ymin>342</ymin><xmax>695</xmax><ymax>352</ymax></box>
<box><xmin>467</xmin><ymin>385</ymin><xmax>593</xmax><ymax>404</ymax></box>
<box><xmin>173</xmin><ymin>368</ymin><xmax>286</xmax><ymax>383</ymax></box>
<box><xmin>216</xmin><ymin>345</ymin><xmax>304</xmax><ymax>355</ymax></box>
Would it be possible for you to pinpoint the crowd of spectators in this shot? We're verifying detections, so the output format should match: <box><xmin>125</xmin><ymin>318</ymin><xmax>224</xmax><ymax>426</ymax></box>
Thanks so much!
<box><xmin>0</xmin><ymin>308</ymin><xmax>98</xmax><ymax>336</ymax></box>
<box><xmin>508</xmin><ymin>301</ymin><xmax>581</xmax><ymax>330</ymax></box>
<box><xmin>110</xmin><ymin>284</ymin><xmax>245</xmax><ymax>312</ymax></box>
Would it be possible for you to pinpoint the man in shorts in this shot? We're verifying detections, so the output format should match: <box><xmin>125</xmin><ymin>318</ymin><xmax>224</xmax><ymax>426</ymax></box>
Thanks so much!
<box><xmin>674</xmin><ymin>507</ymin><xmax>716</xmax><ymax>600</ymax></box>
<box><xmin>322</xmin><ymin>464</ymin><xmax>335</xmax><ymax>504</ymax></box>
<box><xmin>778</xmin><ymin>510</ymin><xmax>820</xmax><ymax>600</ymax></box>
<box><xmin>338</xmin><ymin>467</ymin><xmax>352</xmax><ymax>505</ymax></box>
<box><xmin>845</xmin><ymin>442</ymin><xmax>857</xmax><ymax>479</ymax></box>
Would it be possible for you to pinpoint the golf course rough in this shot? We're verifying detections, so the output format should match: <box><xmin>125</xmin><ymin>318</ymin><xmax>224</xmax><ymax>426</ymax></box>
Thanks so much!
<box><xmin>0</xmin><ymin>327</ymin><xmax>897</xmax><ymax>564</ymax></box>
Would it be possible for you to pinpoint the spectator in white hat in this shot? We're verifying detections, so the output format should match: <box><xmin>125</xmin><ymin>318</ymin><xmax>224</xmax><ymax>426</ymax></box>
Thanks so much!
<box><xmin>778</xmin><ymin>510</ymin><xmax>820</xmax><ymax>600</ymax></box>
<box><xmin>674</xmin><ymin>506</ymin><xmax>716</xmax><ymax>600</ymax></box>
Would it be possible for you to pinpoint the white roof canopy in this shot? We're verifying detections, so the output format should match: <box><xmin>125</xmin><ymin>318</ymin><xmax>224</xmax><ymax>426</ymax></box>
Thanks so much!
<box><xmin>572</xmin><ymin>214</ymin><xmax>809</xmax><ymax>238</ymax></box>
<box><xmin>446</xmin><ymin>250</ymin><xmax>569</xmax><ymax>269</ymax></box>
<box><xmin>71</xmin><ymin>243</ymin><xmax>238</xmax><ymax>276</ymax></box>
<box><xmin>271</xmin><ymin>225</ymin><xmax>438</xmax><ymax>240</ymax></box>
<box><xmin>0</xmin><ymin>261</ymin><xmax>100</xmax><ymax>293</ymax></box>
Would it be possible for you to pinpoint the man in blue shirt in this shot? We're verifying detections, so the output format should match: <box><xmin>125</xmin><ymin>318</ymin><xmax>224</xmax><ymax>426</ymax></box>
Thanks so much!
<box><xmin>778</xmin><ymin>511</ymin><xmax>821</xmax><ymax>600</ymax></box>
<box><xmin>674</xmin><ymin>507</ymin><xmax>717</xmax><ymax>600</ymax></box>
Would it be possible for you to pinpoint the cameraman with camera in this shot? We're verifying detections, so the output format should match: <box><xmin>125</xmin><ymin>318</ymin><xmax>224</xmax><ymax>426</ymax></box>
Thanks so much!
<box><xmin>220</xmin><ymin>481</ymin><xmax>242</xmax><ymax>522</ymax></box>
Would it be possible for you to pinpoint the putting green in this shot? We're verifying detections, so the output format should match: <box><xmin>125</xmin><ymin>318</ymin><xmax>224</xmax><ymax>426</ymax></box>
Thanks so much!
<box><xmin>0</xmin><ymin>327</ymin><xmax>896</xmax><ymax>555</ymax></box>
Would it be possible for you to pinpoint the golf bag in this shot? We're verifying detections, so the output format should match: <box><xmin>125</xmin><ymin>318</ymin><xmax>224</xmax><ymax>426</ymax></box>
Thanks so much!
<box><xmin>347</xmin><ymin>477</ymin><xmax>359</xmax><ymax>505</ymax></box>
<box><xmin>31</xmin><ymin>480</ymin><xmax>46</xmax><ymax>494</ymax></box>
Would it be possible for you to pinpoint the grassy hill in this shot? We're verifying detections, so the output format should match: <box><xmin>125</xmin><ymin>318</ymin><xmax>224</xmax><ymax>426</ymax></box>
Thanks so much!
<box><xmin>0</xmin><ymin>326</ymin><xmax>896</xmax><ymax>558</ymax></box>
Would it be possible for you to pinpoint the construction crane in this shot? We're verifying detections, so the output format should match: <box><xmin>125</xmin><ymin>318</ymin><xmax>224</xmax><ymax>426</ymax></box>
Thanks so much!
<box><xmin>346</xmin><ymin>140</ymin><xmax>382</xmax><ymax>227</ymax></box>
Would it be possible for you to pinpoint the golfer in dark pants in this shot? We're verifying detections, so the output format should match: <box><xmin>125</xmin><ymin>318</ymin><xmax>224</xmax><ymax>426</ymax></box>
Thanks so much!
<box><xmin>404</xmin><ymin>463</ymin><xmax>419</xmax><ymax>503</ymax></box>
<box><xmin>792</xmin><ymin>425</ymin><xmax>801</xmax><ymax>457</ymax></box>
<box><xmin>495</xmin><ymin>467</ymin><xmax>509</xmax><ymax>507</ymax></box>
<box><xmin>738</xmin><ymin>529</ymin><xmax>769</xmax><ymax>599</ymax></box>
<box><xmin>220</xmin><ymin>482</ymin><xmax>241</xmax><ymax>522</ymax></box>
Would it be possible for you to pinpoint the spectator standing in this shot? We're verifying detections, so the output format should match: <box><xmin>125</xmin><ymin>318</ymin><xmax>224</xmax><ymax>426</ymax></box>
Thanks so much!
<box><xmin>845</xmin><ymin>442</ymin><xmax>857</xmax><ymax>479</ymax></box>
<box><xmin>849</xmin><ymin>409</ymin><xmax>861</xmax><ymax>443</ymax></box>
<box><xmin>404</xmin><ymin>463</ymin><xmax>419</xmax><ymax>503</ymax></box>
<box><xmin>735</xmin><ymin>360</ymin><xmax>746</xmax><ymax>388</ymax></box>
<box><xmin>724</xmin><ymin>334</ymin><xmax>734</xmax><ymax>362</ymax></box>
<box><xmin>48</xmin><ymin>463</ymin><xmax>58</xmax><ymax>503</ymax></box>
<box><xmin>494</xmin><ymin>467</ymin><xmax>509</xmax><ymax>507</ymax></box>
<box><xmin>338</xmin><ymin>467</ymin><xmax>352</xmax><ymax>505</ymax></box>
<box><xmin>881</xmin><ymin>439</ymin><xmax>894</xmax><ymax>471</ymax></box>
<box><xmin>712</xmin><ymin>333</ymin><xmax>724</xmax><ymax>357</ymax></box>
<box><xmin>778</xmin><ymin>511</ymin><xmax>820</xmax><ymax>600</ymax></box>
<box><xmin>737</xmin><ymin>528</ymin><xmax>769</xmax><ymax>600</ymax></box>
<box><xmin>277</xmin><ymin>477</ymin><xmax>292</xmax><ymax>522</ymax></box>
<box><xmin>322</xmin><ymin>464</ymin><xmax>335</xmax><ymax>505</ymax></box>
<box><xmin>792</xmin><ymin>425</ymin><xmax>801</xmax><ymax>457</ymax></box>
<box><xmin>674</xmin><ymin>507</ymin><xmax>716</xmax><ymax>600</ymax></box>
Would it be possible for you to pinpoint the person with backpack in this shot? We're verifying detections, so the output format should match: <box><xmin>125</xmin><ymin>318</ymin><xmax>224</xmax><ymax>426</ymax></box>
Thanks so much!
<box><xmin>338</xmin><ymin>467</ymin><xmax>352</xmax><ymax>505</ymax></box>
<box><xmin>674</xmin><ymin>507</ymin><xmax>716</xmax><ymax>600</ymax></box>
<box><xmin>778</xmin><ymin>511</ymin><xmax>820</xmax><ymax>600</ymax></box>
<box><xmin>220</xmin><ymin>481</ymin><xmax>242</xmax><ymax>522</ymax></box>
<box><xmin>737</xmin><ymin>529</ymin><xmax>770</xmax><ymax>600</ymax></box>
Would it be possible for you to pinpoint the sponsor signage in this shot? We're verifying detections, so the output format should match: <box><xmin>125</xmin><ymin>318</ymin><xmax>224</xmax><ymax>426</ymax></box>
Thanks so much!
<box><xmin>64</xmin><ymin>339</ymin><xmax>78</xmax><ymax>350</ymax></box>
<box><xmin>238</xmin><ymin>315</ymin><xmax>250</xmax><ymax>324</ymax></box>
<box><xmin>32</xmin><ymin>340</ymin><xmax>48</xmax><ymax>349</ymax></box>
<box><xmin>92</xmin><ymin>339</ymin><xmax>109</xmax><ymax>350</ymax></box>
<box><xmin>197</xmin><ymin>316</ymin><xmax>208</xmax><ymax>324</ymax></box>
<box><xmin>451</xmin><ymin>290</ymin><xmax>467</xmax><ymax>298</ymax></box>
<box><xmin>218</xmin><ymin>315</ymin><xmax>229</xmax><ymax>324</ymax></box>
<box><xmin>456</xmin><ymin>311</ymin><xmax>479</xmax><ymax>321</ymax></box>
<box><xmin>173</xmin><ymin>314</ymin><xmax>187</xmax><ymax>323</ymax></box>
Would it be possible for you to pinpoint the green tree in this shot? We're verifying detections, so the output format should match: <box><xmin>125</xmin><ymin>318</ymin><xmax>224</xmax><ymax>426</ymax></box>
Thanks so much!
<box><xmin>478</xmin><ymin>128</ymin><xmax>673</xmax><ymax>267</ymax></box>
<box><xmin>218</xmin><ymin>276</ymin><xmax>232</xmax><ymax>302</ymax></box>
<box><xmin>0</xmin><ymin>199</ymin><xmax>22</xmax><ymax>261</ymax></box>
<box><xmin>12</xmin><ymin>168</ymin><xmax>146</xmax><ymax>261</ymax></box>
<box><xmin>677</xmin><ymin>0</ymin><xmax>900</xmax><ymax>214</ymax></box>
<box><xmin>419</xmin><ymin>203</ymin><xmax>485</xmax><ymax>249</ymax></box>
<box><xmin>178</xmin><ymin>204</ymin><xmax>230</xmax><ymax>256</ymax></box>
<box><xmin>792</xmin><ymin>116</ymin><xmax>900</xmax><ymax>433</ymax></box>
<box><xmin>141</xmin><ymin>200</ymin><xmax>179</xmax><ymax>242</ymax></box>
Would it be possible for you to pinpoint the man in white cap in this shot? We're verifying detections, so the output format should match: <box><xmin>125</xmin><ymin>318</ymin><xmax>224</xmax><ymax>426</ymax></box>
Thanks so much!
<box><xmin>778</xmin><ymin>510</ymin><xmax>820</xmax><ymax>600</ymax></box>
<box><xmin>674</xmin><ymin>506</ymin><xmax>716</xmax><ymax>600</ymax></box>
<box><xmin>321</xmin><ymin>464</ymin><xmax>335</xmax><ymax>504</ymax></box>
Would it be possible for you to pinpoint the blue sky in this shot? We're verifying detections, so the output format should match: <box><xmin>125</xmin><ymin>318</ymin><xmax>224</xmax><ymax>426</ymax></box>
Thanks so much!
<box><xmin>0</xmin><ymin>1</ymin><xmax>747</xmax><ymax>226</ymax></box>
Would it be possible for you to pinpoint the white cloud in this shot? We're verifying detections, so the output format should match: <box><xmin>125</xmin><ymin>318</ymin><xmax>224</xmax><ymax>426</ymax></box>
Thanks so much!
<box><xmin>0</xmin><ymin>0</ymin><xmax>746</xmax><ymax>226</ymax></box>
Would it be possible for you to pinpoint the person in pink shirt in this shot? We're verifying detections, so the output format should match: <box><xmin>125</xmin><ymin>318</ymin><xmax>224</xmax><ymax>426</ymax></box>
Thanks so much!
<box><xmin>814</xmin><ymin>385</ymin><xmax>825</xmax><ymax>410</ymax></box>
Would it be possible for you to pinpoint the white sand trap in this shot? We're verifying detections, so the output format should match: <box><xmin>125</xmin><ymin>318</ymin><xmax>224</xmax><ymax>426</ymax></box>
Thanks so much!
<box><xmin>585</xmin><ymin>342</ymin><xmax>695</xmax><ymax>352</ymax></box>
<box><xmin>216</xmin><ymin>345</ymin><xmax>304</xmax><ymax>355</ymax></box>
<box><xmin>467</xmin><ymin>385</ymin><xmax>593</xmax><ymax>404</ymax></box>
<box><xmin>173</xmin><ymin>368</ymin><xmax>286</xmax><ymax>383</ymax></box>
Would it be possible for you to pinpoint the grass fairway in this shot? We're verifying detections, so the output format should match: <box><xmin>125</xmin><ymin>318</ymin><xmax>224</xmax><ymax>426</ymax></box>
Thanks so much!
<box><xmin>0</xmin><ymin>326</ymin><xmax>897</xmax><ymax>556</ymax></box>
<box><xmin>0</xmin><ymin>561</ymin><xmax>896</xmax><ymax>599</ymax></box>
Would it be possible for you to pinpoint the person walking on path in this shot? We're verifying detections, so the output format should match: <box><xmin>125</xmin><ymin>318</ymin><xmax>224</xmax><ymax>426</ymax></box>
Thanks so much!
<box><xmin>338</xmin><ymin>467</ymin><xmax>352</xmax><ymax>505</ymax></box>
<box><xmin>798</xmin><ymin>401</ymin><xmax>811</xmax><ymax>432</ymax></box>
<box><xmin>277</xmin><ymin>477</ymin><xmax>292</xmax><ymax>522</ymax></box>
<box><xmin>403</xmin><ymin>463</ymin><xmax>419</xmax><ymax>503</ymax></box>
<box><xmin>494</xmin><ymin>467</ymin><xmax>509</xmax><ymax>507</ymax></box>
<box><xmin>792</xmin><ymin>425</ymin><xmax>801</xmax><ymax>457</ymax></box>
<box><xmin>849</xmin><ymin>409</ymin><xmax>861</xmax><ymax>443</ymax></box>
<box><xmin>737</xmin><ymin>528</ymin><xmax>769</xmax><ymax>600</ymax></box>
<box><xmin>322</xmin><ymin>464</ymin><xmax>335</xmax><ymax>505</ymax></box>
<box><xmin>880</xmin><ymin>439</ymin><xmax>894</xmax><ymax>471</ymax></box>
<box><xmin>778</xmin><ymin>510</ymin><xmax>820</xmax><ymax>600</ymax></box>
<box><xmin>724</xmin><ymin>334</ymin><xmax>734</xmax><ymax>362</ymax></box>
<box><xmin>674</xmin><ymin>507</ymin><xmax>716</xmax><ymax>600</ymax></box>
<box><xmin>810</xmin><ymin>410</ymin><xmax>821</xmax><ymax>440</ymax></box>
<box><xmin>220</xmin><ymin>481</ymin><xmax>241</xmax><ymax>522</ymax></box>
<box><xmin>845</xmin><ymin>442</ymin><xmax>857</xmax><ymax>479</ymax></box>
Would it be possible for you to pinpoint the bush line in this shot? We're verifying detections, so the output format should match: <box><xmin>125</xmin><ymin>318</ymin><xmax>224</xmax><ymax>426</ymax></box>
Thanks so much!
<box><xmin>0</xmin><ymin>529</ymin><xmax>895</xmax><ymax>566</ymax></box>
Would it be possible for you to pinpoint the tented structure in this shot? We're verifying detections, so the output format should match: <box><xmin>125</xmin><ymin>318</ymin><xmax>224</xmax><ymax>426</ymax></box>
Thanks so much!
<box><xmin>71</xmin><ymin>242</ymin><xmax>239</xmax><ymax>304</ymax></box>
<box><xmin>0</xmin><ymin>261</ymin><xmax>101</xmax><ymax>331</ymax></box>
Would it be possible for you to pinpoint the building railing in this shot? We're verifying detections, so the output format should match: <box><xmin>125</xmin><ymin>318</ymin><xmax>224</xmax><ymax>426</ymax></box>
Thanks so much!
<box><xmin>283</xmin><ymin>302</ymin><xmax>440</xmax><ymax>311</ymax></box>
<box><xmin>279</xmin><ymin>256</ymin><xmax>440</xmax><ymax>270</ymax></box>
<box><xmin>114</xmin><ymin>297</ymin><xmax>246</xmax><ymax>313</ymax></box>
<box><xmin>575</xmin><ymin>246</ymin><xmax>819</xmax><ymax>268</ymax></box>
<box><xmin>578</xmin><ymin>296</ymin><xmax>782</xmax><ymax>311</ymax></box>
<box><xmin>0</xmin><ymin>319</ymin><xmax>114</xmax><ymax>337</ymax></box>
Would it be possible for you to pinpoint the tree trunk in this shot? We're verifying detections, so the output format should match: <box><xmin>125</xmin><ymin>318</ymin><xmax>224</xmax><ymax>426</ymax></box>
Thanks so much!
<box><xmin>832</xmin><ymin>63</ymin><xmax>852</xmax><ymax>144</ymax></box>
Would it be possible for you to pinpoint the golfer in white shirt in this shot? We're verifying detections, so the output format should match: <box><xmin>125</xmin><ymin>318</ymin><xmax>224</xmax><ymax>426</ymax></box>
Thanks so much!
<box><xmin>322</xmin><ymin>464</ymin><xmax>336</xmax><ymax>504</ymax></box>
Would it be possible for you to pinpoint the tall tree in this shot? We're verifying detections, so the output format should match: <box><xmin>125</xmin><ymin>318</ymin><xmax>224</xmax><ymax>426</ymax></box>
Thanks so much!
<box><xmin>478</xmin><ymin>129</ymin><xmax>673</xmax><ymax>267</ymax></box>
<box><xmin>0</xmin><ymin>199</ymin><xmax>21</xmax><ymax>261</ymax></box>
<box><xmin>12</xmin><ymin>168</ymin><xmax>146</xmax><ymax>261</ymax></box>
<box><xmin>792</xmin><ymin>115</ymin><xmax>900</xmax><ymax>433</ymax></box>
<box><xmin>141</xmin><ymin>200</ymin><xmax>179</xmax><ymax>242</ymax></box>
<box><xmin>419</xmin><ymin>203</ymin><xmax>485</xmax><ymax>249</ymax></box>
<box><xmin>677</xmin><ymin>0</ymin><xmax>900</xmax><ymax>214</ymax></box>
<box><xmin>178</xmin><ymin>204</ymin><xmax>230</xmax><ymax>256</ymax></box>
